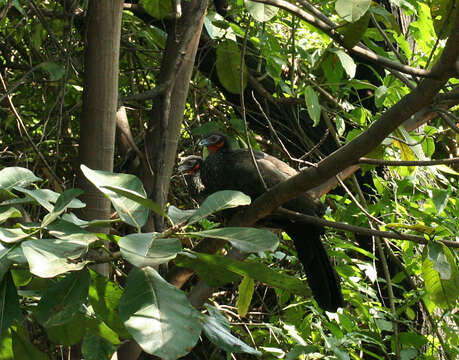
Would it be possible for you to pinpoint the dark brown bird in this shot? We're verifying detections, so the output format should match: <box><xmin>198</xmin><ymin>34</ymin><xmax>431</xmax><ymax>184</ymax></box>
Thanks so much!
<box><xmin>198</xmin><ymin>132</ymin><xmax>344</xmax><ymax>312</ymax></box>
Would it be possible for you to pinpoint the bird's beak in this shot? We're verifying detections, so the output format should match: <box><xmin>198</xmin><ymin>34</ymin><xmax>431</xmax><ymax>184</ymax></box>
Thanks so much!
<box><xmin>198</xmin><ymin>138</ymin><xmax>210</xmax><ymax>147</ymax></box>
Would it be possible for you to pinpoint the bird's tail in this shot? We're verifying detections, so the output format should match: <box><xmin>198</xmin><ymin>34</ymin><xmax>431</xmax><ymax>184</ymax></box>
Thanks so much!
<box><xmin>284</xmin><ymin>221</ymin><xmax>344</xmax><ymax>312</ymax></box>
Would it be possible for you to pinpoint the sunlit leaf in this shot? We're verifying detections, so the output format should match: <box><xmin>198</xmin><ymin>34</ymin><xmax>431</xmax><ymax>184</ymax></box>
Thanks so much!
<box><xmin>237</xmin><ymin>276</ymin><xmax>254</xmax><ymax>317</ymax></box>
<box><xmin>245</xmin><ymin>0</ymin><xmax>279</xmax><ymax>22</ymax></box>
<box><xmin>336</xmin><ymin>0</ymin><xmax>371</xmax><ymax>22</ymax></box>
<box><xmin>304</xmin><ymin>86</ymin><xmax>321</xmax><ymax>126</ymax></box>
<box><xmin>216</xmin><ymin>40</ymin><xmax>247</xmax><ymax>94</ymax></box>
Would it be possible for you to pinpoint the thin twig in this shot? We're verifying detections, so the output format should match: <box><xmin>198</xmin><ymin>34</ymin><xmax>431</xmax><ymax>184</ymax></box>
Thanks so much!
<box><xmin>434</xmin><ymin>108</ymin><xmax>459</xmax><ymax>135</ymax></box>
<box><xmin>359</xmin><ymin>157</ymin><xmax>459</xmax><ymax>166</ymax></box>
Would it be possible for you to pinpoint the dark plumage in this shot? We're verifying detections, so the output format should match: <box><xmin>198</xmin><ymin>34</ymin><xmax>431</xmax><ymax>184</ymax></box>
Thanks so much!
<box><xmin>198</xmin><ymin>132</ymin><xmax>344</xmax><ymax>312</ymax></box>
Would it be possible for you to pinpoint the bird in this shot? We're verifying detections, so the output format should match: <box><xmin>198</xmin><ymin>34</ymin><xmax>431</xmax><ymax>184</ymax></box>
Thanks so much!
<box><xmin>198</xmin><ymin>132</ymin><xmax>344</xmax><ymax>312</ymax></box>
<box><xmin>178</xmin><ymin>155</ymin><xmax>206</xmax><ymax>201</ymax></box>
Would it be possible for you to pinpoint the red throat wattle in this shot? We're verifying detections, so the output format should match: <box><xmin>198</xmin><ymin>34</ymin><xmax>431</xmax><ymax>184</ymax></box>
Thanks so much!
<box><xmin>208</xmin><ymin>141</ymin><xmax>224</xmax><ymax>154</ymax></box>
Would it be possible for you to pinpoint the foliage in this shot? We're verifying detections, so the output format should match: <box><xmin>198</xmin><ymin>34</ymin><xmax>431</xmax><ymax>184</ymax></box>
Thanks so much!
<box><xmin>0</xmin><ymin>0</ymin><xmax>458</xmax><ymax>359</ymax></box>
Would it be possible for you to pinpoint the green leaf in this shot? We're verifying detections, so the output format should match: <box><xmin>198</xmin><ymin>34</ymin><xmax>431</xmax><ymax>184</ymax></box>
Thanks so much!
<box><xmin>85</xmin><ymin>317</ymin><xmax>121</xmax><ymax>345</ymax></box>
<box><xmin>118</xmin><ymin>233</ymin><xmax>182</xmax><ymax>267</ymax></box>
<box><xmin>429</xmin><ymin>188</ymin><xmax>450</xmax><ymax>215</ymax></box>
<box><xmin>188</xmin><ymin>190</ymin><xmax>251</xmax><ymax>225</ymax></box>
<box><xmin>399</xmin><ymin>332</ymin><xmax>428</xmax><ymax>348</ymax></box>
<box><xmin>12</xmin><ymin>328</ymin><xmax>49</xmax><ymax>360</ymax></box>
<box><xmin>245</xmin><ymin>0</ymin><xmax>279</xmax><ymax>22</ymax></box>
<box><xmin>0</xmin><ymin>167</ymin><xmax>41</xmax><ymax>190</ymax></box>
<box><xmin>0</xmin><ymin>227</ymin><xmax>31</xmax><ymax>244</ymax></box>
<box><xmin>430</xmin><ymin>0</ymin><xmax>457</xmax><ymax>39</ymax></box>
<box><xmin>102</xmin><ymin>185</ymin><xmax>168</xmax><ymax>221</ymax></box>
<box><xmin>216</xmin><ymin>40</ymin><xmax>248</xmax><ymax>94</ymax></box>
<box><xmin>80</xmin><ymin>165</ymin><xmax>148</xmax><ymax>228</ymax></box>
<box><xmin>0</xmin><ymin>272</ymin><xmax>22</xmax><ymax>334</ymax></box>
<box><xmin>237</xmin><ymin>276</ymin><xmax>254</xmax><ymax>317</ymax></box>
<box><xmin>0</xmin><ymin>207</ymin><xmax>21</xmax><ymax>224</ymax></box>
<box><xmin>374</xmin><ymin>85</ymin><xmax>388</xmax><ymax>108</ymax></box>
<box><xmin>201</xmin><ymin>304</ymin><xmax>261</xmax><ymax>356</ymax></box>
<box><xmin>422</xmin><ymin>246</ymin><xmax>459</xmax><ymax>309</ymax></box>
<box><xmin>34</xmin><ymin>270</ymin><xmax>90</xmax><ymax>328</ymax></box>
<box><xmin>338</xmin><ymin>10</ymin><xmax>370</xmax><ymax>48</ymax></box>
<box><xmin>118</xmin><ymin>267</ymin><xmax>202</xmax><ymax>359</ymax></box>
<box><xmin>427</xmin><ymin>242</ymin><xmax>451</xmax><ymax>280</ymax></box>
<box><xmin>141</xmin><ymin>0</ymin><xmax>172</xmax><ymax>19</ymax></box>
<box><xmin>304</xmin><ymin>86</ymin><xmax>321</xmax><ymax>126</ymax></box>
<box><xmin>184</xmin><ymin>252</ymin><xmax>311</xmax><ymax>298</ymax></box>
<box><xmin>0</xmin><ymin>327</ymin><xmax>14</xmax><ymax>359</ymax></box>
<box><xmin>81</xmin><ymin>335</ymin><xmax>117</xmax><ymax>360</ymax></box>
<box><xmin>174</xmin><ymin>253</ymin><xmax>241</xmax><ymax>287</ymax></box>
<box><xmin>333</xmin><ymin>49</ymin><xmax>356</xmax><ymax>78</ymax></box>
<box><xmin>40</xmin><ymin>62</ymin><xmax>65</xmax><ymax>81</ymax></box>
<box><xmin>21</xmin><ymin>238</ymin><xmax>87</xmax><ymax>278</ymax></box>
<box><xmin>88</xmin><ymin>269</ymin><xmax>129</xmax><ymax>338</ymax></box>
<box><xmin>336</xmin><ymin>115</ymin><xmax>346</xmax><ymax>136</ymax></box>
<box><xmin>45</xmin><ymin>313</ymin><xmax>86</xmax><ymax>346</ymax></box>
<box><xmin>421</xmin><ymin>137</ymin><xmax>435</xmax><ymax>157</ymax></box>
<box><xmin>46</xmin><ymin>219</ymin><xmax>99</xmax><ymax>244</ymax></box>
<box><xmin>335</xmin><ymin>0</ymin><xmax>371</xmax><ymax>22</ymax></box>
<box><xmin>167</xmin><ymin>205</ymin><xmax>196</xmax><ymax>225</ymax></box>
<box><xmin>188</xmin><ymin>227</ymin><xmax>279</xmax><ymax>253</ymax></box>
<box><xmin>41</xmin><ymin>188</ymin><xmax>84</xmax><ymax>227</ymax></box>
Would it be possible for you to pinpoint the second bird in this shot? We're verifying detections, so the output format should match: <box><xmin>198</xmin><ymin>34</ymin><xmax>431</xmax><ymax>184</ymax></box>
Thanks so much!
<box><xmin>198</xmin><ymin>132</ymin><xmax>345</xmax><ymax>312</ymax></box>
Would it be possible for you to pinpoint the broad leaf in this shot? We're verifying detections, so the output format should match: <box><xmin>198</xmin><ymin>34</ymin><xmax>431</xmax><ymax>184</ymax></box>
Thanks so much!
<box><xmin>188</xmin><ymin>190</ymin><xmax>251</xmax><ymax>225</ymax></box>
<box><xmin>333</xmin><ymin>49</ymin><xmax>356</xmax><ymax>78</ymax></box>
<box><xmin>41</xmin><ymin>188</ymin><xmax>84</xmax><ymax>227</ymax></box>
<box><xmin>118</xmin><ymin>267</ymin><xmax>202</xmax><ymax>359</ymax></box>
<box><xmin>45</xmin><ymin>313</ymin><xmax>86</xmax><ymax>346</ymax></box>
<box><xmin>81</xmin><ymin>335</ymin><xmax>117</xmax><ymax>360</ymax></box>
<box><xmin>12</xmin><ymin>328</ymin><xmax>49</xmax><ymax>360</ymax></box>
<box><xmin>174</xmin><ymin>252</ymin><xmax>241</xmax><ymax>287</ymax></box>
<box><xmin>427</xmin><ymin>242</ymin><xmax>451</xmax><ymax>280</ymax></box>
<box><xmin>46</xmin><ymin>219</ymin><xmax>99</xmax><ymax>244</ymax></box>
<box><xmin>141</xmin><ymin>0</ymin><xmax>172</xmax><ymax>19</ymax></box>
<box><xmin>0</xmin><ymin>227</ymin><xmax>32</xmax><ymax>244</ymax></box>
<box><xmin>182</xmin><ymin>252</ymin><xmax>311</xmax><ymax>298</ymax></box>
<box><xmin>201</xmin><ymin>304</ymin><xmax>261</xmax><ymax>355</ymax></box>
<box><xmin>167</xmin><ymin>205</ymin><xmax>196</xmax><ymax>225</ymax></box>
<box><xmin>21</xmin><ymin>239</ymin><xmax>87</xmax><ymax>278</ymax></box>
<box><xmin>304</xmin><ymin>86</ymin><xmax>321</xmax><ymax>126</ymax></box>
<box><xmin>62</xmin><ymin>212</ymin><xmax>117</xmax><ymax>229</ymax></box>
<box><xmin>0</xmin><ymin>167</ymin><xmax>41</xmax><ymax>190</ymax></box>
<box><xmin>80</xmin><ymin>165</ymin><xmax>148</xmax><ymax>228</ymax></box>
<box><xmin>0</xmin><ymin>207</ymin><xmax>21</xmax><ymax>224</ymax></box>
<box><xmin>34</xmin><ymin>270</ymin><xmax>90</xmax><ymax>327</ymax></box>
<box><xmin>237</xmin><ymin>276</ymin><xmax>254</xmax><ymax>317</ymax></box>
<box><xmin>188</xmin><ymin>227</ymin><xmax>279</xmax><ymax>253</ymax></box>
<box><xmin>338</xmin><ymin>10</ymin><xmax>370</xmax><ymax>47</ymax></box>
<box><xmin>245</xmin><ymin>0</ymin><xmax>279</xmax><ymax>22</ymax></box>
<box><xmin>335</xmin><ymin>0</ymin><xmax>371</xmax><ymax>22</ymax></box>
<box><xmin>88</xmin><ymin>269</ymin><xmax>129</xmax><ymax>338</ymax></box>
<box><xmin>216</xmin><ymin>40</ymin><xmax>247</xmax><ymax>94</ymax></box>
<box><xmin>0</xmin><ymin>272</ymin><xmax>22</xmax><ymax>334</ymax></box>
<box><xmin>119</xmin><ymin>233</ymin><xmax>181</xmax><ymax>268</ymax></box>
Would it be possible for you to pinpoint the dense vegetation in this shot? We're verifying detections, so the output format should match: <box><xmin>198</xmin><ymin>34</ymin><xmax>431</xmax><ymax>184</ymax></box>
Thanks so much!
<box><xmin>0</xmin><ymin>0</ymin><xmax>458</xmax><ymax>359</ymax></box>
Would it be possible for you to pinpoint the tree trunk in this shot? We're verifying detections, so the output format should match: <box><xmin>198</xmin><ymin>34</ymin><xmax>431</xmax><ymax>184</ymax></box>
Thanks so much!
<box><xmin>78</xmin><ymin>0</ymin><xmax>123</xmax><ymax>220</ymax></box>
<box><xmin>141</xmin><ymin>0</ymin><xmax>208</xmax><ymax>232</ymax></box>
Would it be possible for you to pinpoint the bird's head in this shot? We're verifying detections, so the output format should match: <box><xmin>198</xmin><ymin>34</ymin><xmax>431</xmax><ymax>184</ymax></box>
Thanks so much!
<box><xmin>178</xmin><ymin>155</ymin><xmax>202</xmax><ymax>175</ymax></box>
<box><xmin>198</xmin><ymin>132</ymin><xmax>230</xmax><ymax>154</ymax></box>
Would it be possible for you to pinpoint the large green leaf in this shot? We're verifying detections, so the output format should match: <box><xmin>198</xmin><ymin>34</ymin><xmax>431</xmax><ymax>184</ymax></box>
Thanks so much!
<box><xmin>80</xmin><ymin>165</ymin><xmax>148</xmax><ymax>228</ymax></box>
<box><xmin>422</xmin><ymin>245</ymin><xmax>459</xmax><ymax>310</ymax></box>
<box><xmin>12</xmin><ymin>188</ymin><xmax>85</xmax><ymax>213</ymax></box>
<box><xmin>304</xmin><ymin>86</ymin><xmax>321</xmax><ymax>126</ymax></box>
<box><xmin>46</xmin><ymin>219</ymin><xmax>99</xmax><ymax>245</ymax></box>
<box><xmin>34</xmin><ymin>270</ymin><xmax>90</xmax><ymax>328</ymax></box>
<box><xmin>188</xmin><ymin>190</ymin><xmax>251</xmax><ymax>225</ymax></box>
<box><xmin>332</xmin><ymin>49</ymin><xmax>356</xmax><ymax>78</ymax></box>
<box><xmin>237</xmin><ymin>276</ymin><xmax>254</xmax><ymax>317</ymax></box>
<box><xmin>102</xmin><ymin>185</ymin><xmax>168</xmax><ymax>220</ymax></box>
<box><xmin>118</xmin><ymin>267</ymin><xmax>202</xmax><ymax>359</ymax></box>
<box><xmin>45</xmin><ymin>313</ymin><xmax>86</xmax><ymax>346</ymax></box>
<box><xmin>174</xmin><ymin>252</ymin><xmax>241</xmax><ymax>287</ymax></box>
<box><xmin>118</xmin><ymin>233</ymin><xmax>182</xmax><ymax>268</ymax></box>
<box><xmin>188</xmin><ymin>227</ymin><xmax>279</xmax><ymax>253</ymax></box>
<box><xmin>12</xmin><ymin>328</ymin><xmax>49</xmax><ymax>360</ymax></box>
<box><xmin>81</xmin><ymin>335</ymin><xmax>117</xmax><ymax>360</ymax></box>
<box><xmin>141</xmin><ymin>0</ymin><xmax>172</xmax><ymax>19</ymax></box>
<box><xmin>0</xmin><ymin>207</ymin><xmax>21</xmax><ymax>224</ymax></box>
<box><xmin>0</xmin><ymin>245</ymin><xmax>26</xmax><ymax>282</ymax></box>
<box><xmin>338</xmin><ymin>10</ymin><xmax>370</xmax><ymax>48</ymax></box>
<box><xmin>0</xmin><ymin>167</ymin><xmax>41</xmax><ymax>190</ymax></box>
<box><xmin>216</xmin><ymin>40</ymin><xmax>248</xmax><ymax>94</ymax></box>
<box><xmin>167</xmin><ymin>205</ymin><xmax>196</xmax><ymax>225</ymax></box>
<box><xmin>201</xmin><ymin>304</ymin><xmax>261</xmax><ymax>355</ymax></box>
<box><xmin>335</xmin><ymin>0</ymin><xmax>371</xmax><ymax>22</ymax></box>
<box><xmin>21</xmin><ymin>239</ymin><xmax>88</xmax><ymax>278</ymax></box>
<box><xmin>0</xmin><ymin>227</ymin><xmax>32</xmax><ymax>244</ymax></box>
<box><xmin>88</xmin><ymin>269</ymin><xmax>129</xmax><ymax>338</ymax></box>
<box><xmin>182</xmin><ymin>251</ymin><xmax>311</xmax><ymax>298</ymax></box>
<box><xmin>0</xmin><ymin>272</ymin><xmax>22</xmax><ymax>334</ymax></box>
<box><xmin>41</xmin><ymin>188</ymin><xmax>84</xmax><ymax>227</ymax></box>
<box><xmin>245</xmin><ymin>0</ymin><xmax>279</xmax><ymax>22</ymax></box>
